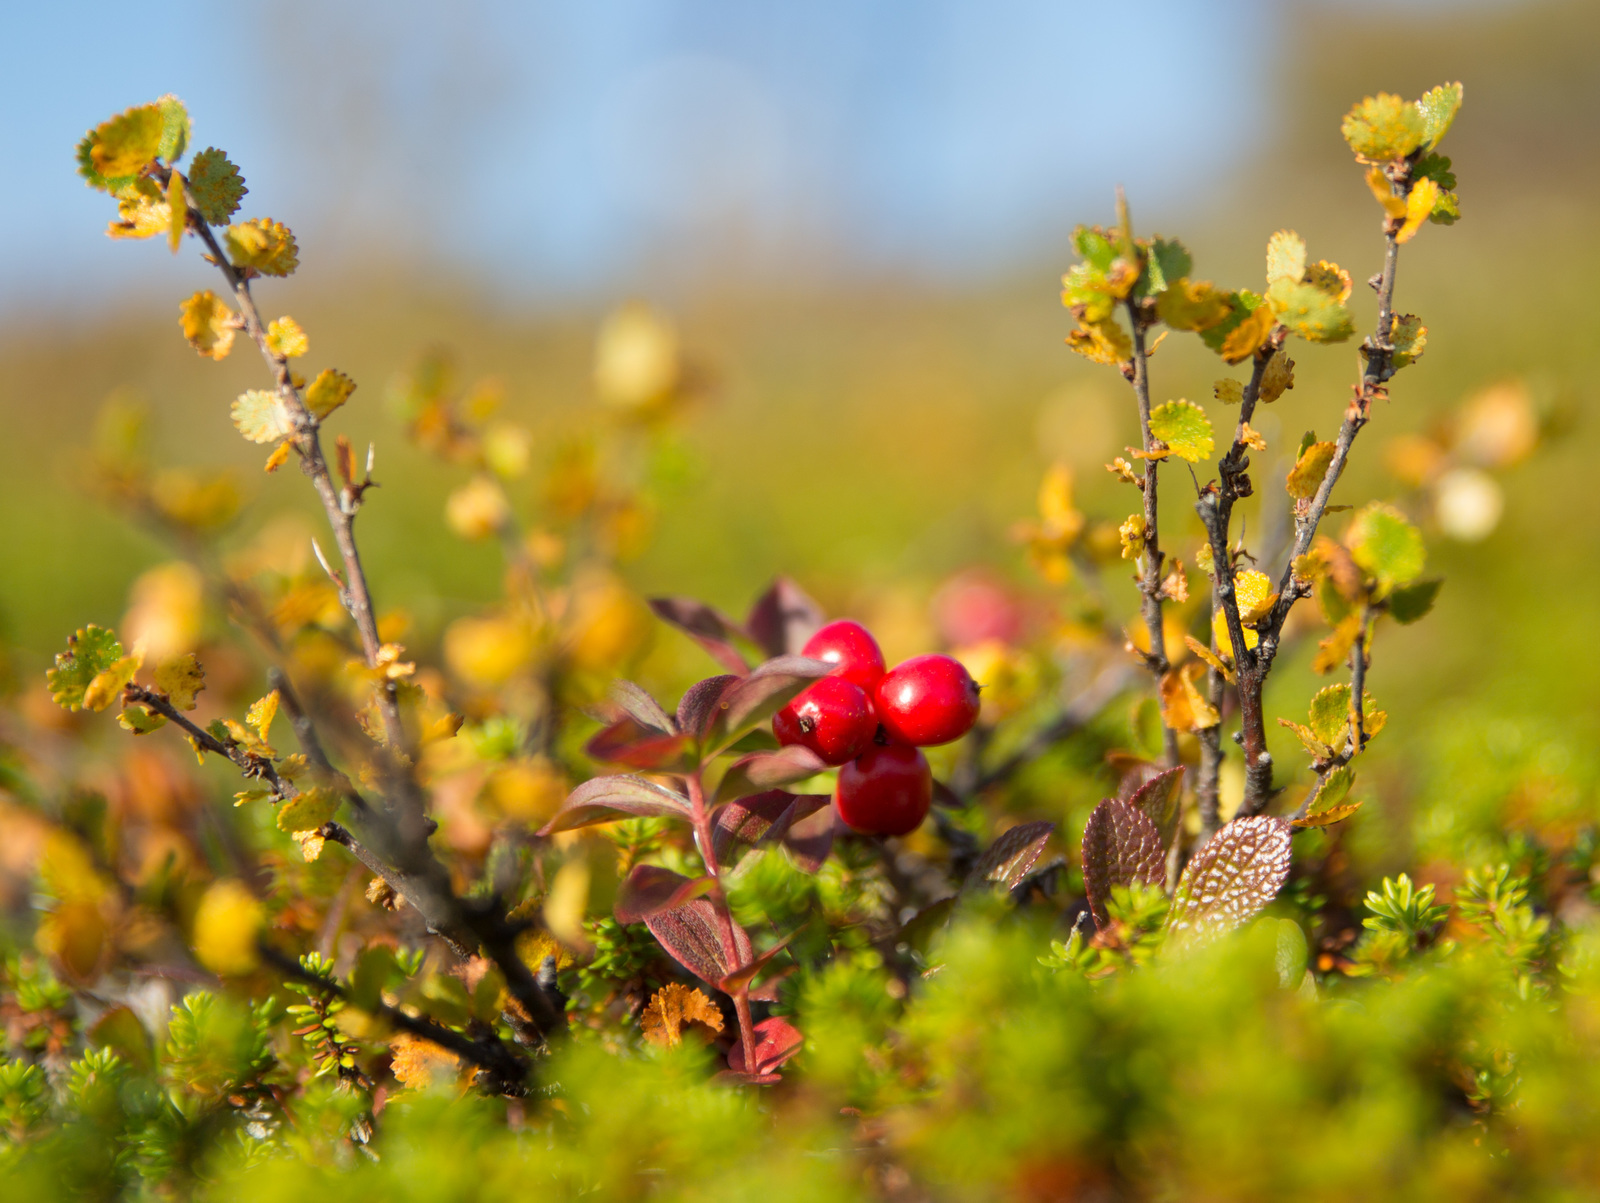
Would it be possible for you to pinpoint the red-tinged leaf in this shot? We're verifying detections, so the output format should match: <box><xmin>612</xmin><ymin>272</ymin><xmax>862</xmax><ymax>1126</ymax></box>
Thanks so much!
<box><xmin>539</xmin><ymin>775</ymin><xmax>691</xmax><ymax>835</ymax></box>
<box><xmin>782</xmin><ymin>805</ymin><xmax>837</xmax><ymax>873</ymax></box>
<box><xmin>649</xmin><ymin>597</ymin><xmax>751</xmax><ymax>675</ymax></box>
<box><xmin>932</xmin><ymin>779</ymin><xmax>964</xmax><ymax>809</ymax></box>
<box><xmin>715</xmin><ymin>745</ymin><xmax>828</xmax><ymax>804</ymax></box>
<box><xmin>678</xmin><ymin>675</ymin><xmax>740</xmax><ymax>741</ymax></box>
<box><xmin>711</xmin><ymin>790</ymin><xmax>830</xmax><ymax>864</ymax></box>
<box><xmin>1125</xmin><ymin>765</ymin><xmax>1184</xmax><ymax>850</ymax></box>
<box><xmin>1081</xmin><ymin>800</ymin><xmax>1166</xmax><ymax>927</ymax></box>
<box><xmin>746</xmin><ymin>576</ymin><xmax>826</xmax><ymax>658</ymax></box>
<box><xmin>726</xmin><ymin>1015</ymin><xmax>804</xmax><ymax>1077</ymax></box>
<box><xmin>608</xmin><ymin>680</ymin><xmax>676</xmax><ymax>734</ymax></box>
<box><xmin>705</xmin><ymin>655</ymin><xmax>833</xmax><ymax>752</ymax></box>
<box><xmin>965</xmin><ymin>821</ymin><xmax>1055</xmax><ymax>891</ymax></box>
<box><xmin>1167</xmin><ymin>815</ymin><xmax>1293</xmax><ymax>940</ymax></box>
<box><xmin>718</xmin><ymin>930</ymin><xmax>799</xmax><ymax>994</ymax></box>
<box><xmin>585</xmin><ymin>717</ymin><xmax>694</xmax><ymax>770</ymax></box>
<box><xmin>644</xmin><ymin>899</ymin><xmax>753</xmax><ymax>985</ymax></box>
<box><xmin>614</xmin><ymin>865</ymin><xmax>715</xmax><ymax>925</ymax></box>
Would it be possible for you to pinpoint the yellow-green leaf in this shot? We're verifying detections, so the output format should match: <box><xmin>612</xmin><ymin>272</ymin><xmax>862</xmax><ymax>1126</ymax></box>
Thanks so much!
<box><xmin>118</xmin><ymin>704</ymin><xmax>168</xmax><ymax>735</ymax></box>
<box><xmin>277</xmin><ymin>786</ymin><xmax>338</xmax><ymax>834</ymax></box>
<box><xmin>186</xmin><ymin>148</ymin><xmax>247</xmax><ymax>224</ymax></box>
<box><xmin>155</xmin><ymin>653</ymin><xmax>205</xmax><ymax>710</ymax></box>
<box><xmin>1065</xmin><ymin>318</ymin><xmax>1132</xmax><ymax>366</ymax></box>
<box><xmin>1416</xmin><ymin>82</ymin><xmax>1463</xmax><ymax>151</ymax></box>
<box><xmin>225</xmin><ymin>218</ymin><xmax>298</xmax><ymax>276</ymax></box>
<box><xmin>1340</xmin><ymin>93</ymin><xmax>1426</xmax><ymax>162</ymax></box>
<box><xmin>1219</xmin><ymin>302</ymin><xmax>1275</xmax><ymax>364</ymax></box>
<box><xmin>1265</xmin><ymin>230</ymin><xmax>1306</xmax><ymax>288</ymax></box>
<box><xmin>1303</xmin><ymin>260</ymin><xmax>1352</xmax><ymax>303</ymax></box>
<box><xmin>1308</xmin><ymin>684</ymin><xmax>1352</xmax><ymax>746</ymax></box>
<box><xmin>1287</xmin><ymin>440</ymin><xmax>1337</xmax><ymax>499</ymax></box>
<box><xmin>1346</xmin><ymin>502</ymin><xmax>1425</xmax><ymax>590</ymax></box>
<box><xmin>166</xmin><ymin>172</ymin><xmax>186</xmax><ymax>253</ymax></box>
<box><xmin>1155</xmin><ymin>278</ymin><xmax>1232</xmax><ymax>332</ymax></box>
<box><xmin>179</xmin><ymin>290</ymin><xmax>235</xmax><ymax>360</ymax></box>
<box><xmin>304</xmin><ymin>369</ymin><xmax>355</xmax><ymax>419</ymax></box>
<box><xmin>1390</xmin><ymin>314</ymin><xmax>1427</xmax><ymax>368</ymax></box>
<box><xmin>1267</xmin><ymin>281</ymin><xmax>1354</xmax><ymax>344</ymax></box>
<box><xmin>1148</xmin><ymin>400</ymin><xmax>1213</xmax><ymax>462</ymax></box>
<box><xmin>47</xmin><ymin>626</ymin><xmax>125</xmax><ymax>711</ymax></box>
<box><xmin>266</xmin><ymin>316</ymin><xmax>308</xmax><ymax>359</ymax></box>
<box><xmin>232</xmin><ymin>389</ymin><xmax>294</xmax><ymax>444</ymax></box>
<box><xmin>82</xmin><ymin>104</ymin><xmax>165</xmax><ymax>184</ymax></box>
<box><xmin>1213</xmin><ymin>378</ymin><xmax>1243</xmax><ymax>405</ymax></box>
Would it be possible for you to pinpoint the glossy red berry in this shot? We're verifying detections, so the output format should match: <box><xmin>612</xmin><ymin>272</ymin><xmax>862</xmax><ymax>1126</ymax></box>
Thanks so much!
<box><xmin>835</xmin><ymin>743</ymin><xmax>932</xmax><ymax>836</ymax></box>
<box><xmin>772</xmin><ymin>676</ymin><xmax>877</xmax><ymax>766</ymax></box>
<box><xmin>801</xmin><ymin>620</ymin><xmax>887</xmax><ymax>692</ymax></box>
<box><xmin>875</xmin><ymin>654</ymin><xmax>981</xmax><ymax>747</ymax></box>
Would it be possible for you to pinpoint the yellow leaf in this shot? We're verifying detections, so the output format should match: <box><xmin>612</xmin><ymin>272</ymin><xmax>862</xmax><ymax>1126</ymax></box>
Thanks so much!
<box><xmin>1303</xmin><ymin>261</ymin><xmax>1352</xmax><ymax>304</ymax></box>
<box><xmin>294</xmin><ymin>831</ymin><xmax>326</xmax><ymax>862</ymax></box>
<box><xmin>154</xmin><ymin>653</ymin><xmax>205</xmax><ymax>710</ymax></box>
<box><xmin>263</xmin><ymin>441</ymin><xmax>292</xmax><ymax>472</ymax></box>
<box><xmin>1265</xmin><ymin>230</ymin><xmax>1306</xmax><ymax>288</ymax></box>
<box><xmin>179</xmin><ymin>290</ymin><xmax>235</xmax><ymax>360</ymax></box>
<box><xmin>1397</xmin><ymin>178</ymin><xmax>1440</xmax><ymax>244</ymax></box>
<box><xmin>1365</xmin><ymin>167</ymin><xmax>1408</xmax><ymax>219</ymax></box>
<box><xmin>1220</xmin><ymin>303</ymin><xmax>1275</xmax><ymax>365</ymax></box>
<box><xmin>1104</xmin><ymin>456</ymin><xmax>1138</xmax><ymax>486</ymax></box>
<box><xmin>1292</xmin><ymin>799</ymin><xmax>1364</xmax><ymax>829</ymax></box>
<box><xmin>1119</xmin><ymin>513</ymin><xmax>1147</xmax><ymax>560</ymax></box>
<box><xmin>1341</xmin><ymin>93</ymin><xmax>1426</xmax><ymax>162</ymax></box>
<box><xmin>1389</xmin><ymin>314</ymin><xmax>1427</xmax><ymax>369</ymax></box>
<box><xmin>446</xmin><ymin>476</ymin><xmax>512</xmax><ymax>541</ymax></box>
<box><xmin>1155</xmin><ymin>278</ymin><xmax>1232</xmax><ymax>332</ymax></box>
<box><xmin>123</xmin><ymin>561</ymin><xmax>203</xmax><ymax>662</ymax></box>
<box><xmin>86</xmin><ymin>104</ymin><xmax>166</xmax><ymax>180</ymax></box>
<box><xmin>1038</xmin><ymin>463</ymin><xmax>1084</xmax><ymax>537</ymax></box>
<box><xmin>266</xmin><ymin>316</ymin><xmax>308</xmax><ymax>358</ymax></box>
<box><xmin>84</xmin><ymin>646</ymin><xmax>145</xmax><ymax>713</ymax></box>
<box><xmin>1148</xmin><ymin>399</ymin><xmax>1213</xmax><ymax>462</ymax></box>
<box><xmin>1214</xmin><ymin>569</ymin><xmax>1273</xmax><ymax>657</ymax></box>
<box><xmin>1240</xmin><ymin>423</ymin><xmax>1267</xmax><ymax>452</ymax></box>
<box><xmin>1159</xmin><ymin>661</ymin><xmax>1219</xmax><ymax>733</ymax></box>
<box><xmin>543</xmin><ymin>858</ymin><xmax>591</xmax><ymax>948</ymax></box>
<box><xmin>247</xmin><ymin>690</ymin><xmax>279</xmax><ymax>744</ymax></box>
<box><xmin>192</xmin><ymin>880</ymin><xmax>263</xmax><ymax>975</ymax></box>
<box><xmin>166</xmin><ymin>171</ymin><xmax>186</xmax><ymax>253</ymax></box>
<box><xmin>232</xmin><ymin>389</ymin><xmax>294</xmax><ymax>444</ymax></box>
<box><xmin>1066</xmin><ymin>318</ymin><xmax>1133</xmax><ymax>366</ymax></box>
<box><xmin>1258</xmin><ymin>352</ymin><xmax>1295</xmax><ymax>403</ymax></box>
<box><xmin>1160</xmin><ymin>560</ymin><xmax>1189</xmax><ymax>603</ymax></box>
<box><xmin>1184</xmin><ymin>635</ymin><xmax>1234</xmax><ymax>684</ymax></box>
<box><xmin>1213</xmin><ymin>378</ymin><xmax>1243</xmax><ymax>405</ymax></box>
<box><xmin>390</xmin><ymin>1033</ymin><xmax>460</xmax><ymax>1090</ymax></box>
<box><xmin>224</xmin><ymin>218</ymin><xmax>298</xmax><ymax>276</ymax></box>
<box><xmin>1312</xmin><ymin>613</ymin><xmax>1361</xmax><ymax>675</ymax></box>
<box><xmin>1195</xmin><ymin>541</ymin><xmax>1216</xmax><ymax>580</ymax></box>
<box><xmin>641</xmin><ymin>983</ymin><xmax>725</xmax><ymax>1047</ymax></box>
<box><xmin>304</xmin><ymin>368</ymin><xmax>355</xmax><ymax>419</ymax></box>
<box><xmin>276</xmin><ymin>786</ymin><xmax>337</xmax><ymax>834</ymax></box>
<box><xmin>1287</xmin><ymin>440</ymin><xmax>1337</xmax><ymax>500</ymax></box>
<box><xmin>107</xmin><ymin>186</ymin><xmax>170</xmax><ymax>240</ymax></box>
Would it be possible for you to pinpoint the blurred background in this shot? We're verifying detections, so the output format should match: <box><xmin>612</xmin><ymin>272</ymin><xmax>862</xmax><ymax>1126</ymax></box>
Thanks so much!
<box><xmin>2</xmin><ymin>0</ymin><xmax>1597</xmax><ymax>864</ymax></box>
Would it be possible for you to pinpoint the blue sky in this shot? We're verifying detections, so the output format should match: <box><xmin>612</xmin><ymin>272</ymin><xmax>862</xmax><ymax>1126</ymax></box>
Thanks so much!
<box><xmin>3</xmin><ymin>0</ymin><xmax>1497</xmax><ymax>311</ymax></box>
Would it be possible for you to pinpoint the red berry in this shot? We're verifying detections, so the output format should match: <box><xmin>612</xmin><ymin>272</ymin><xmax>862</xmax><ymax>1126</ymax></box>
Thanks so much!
<box><xmin>772</xmin><ymin>676</ymin><xmax>877</xmax><ymax>766</ymax></box>
<box><xmin>835</xmin><ymin>744</ymin><xmax>932</xmax><ymax>836</ymax></box>
<box><xmin>875</xmin><ymin>654</ymin><xmax>981</xmax><ymax>747</ymax></box>
<box><xmin>801</xmin><ymin>620</ymin><xmax>887</xmax><ymax>692</ymax></box>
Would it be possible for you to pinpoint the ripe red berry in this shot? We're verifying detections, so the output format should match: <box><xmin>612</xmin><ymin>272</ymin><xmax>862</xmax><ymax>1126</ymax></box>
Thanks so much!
<box><xmin>801</xmin><ymin>620</ymin><xmax>887</xmax><ymax>692</ymax></box>
<box><xmin>875</xmin><ymin>654</ymin><xmax>981</xmax><ymax>747</ymax></box>
<box><xmin>772</xmin><ymin>676</ymin><xmax>877</xmax><ymax>766</ymax></box>
<box><xmin>835</xmin><ymin>743</ymin><xmax>932</xmax><ymax>836</ymax></box>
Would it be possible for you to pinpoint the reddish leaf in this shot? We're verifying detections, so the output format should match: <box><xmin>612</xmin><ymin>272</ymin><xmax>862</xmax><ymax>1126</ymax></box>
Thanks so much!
<box><xmin>678</xmin><ymin>675</ymin><xmax>740</xmax><ymax>741</ymax></box>
<box><xmin>585</xmin><ymin>717</ymin><xmax>693</xmax><ymax>770</ymax></box>
<box><xmin>608</xmin><ymin>680</ymin><xmax>677</xmax><ymax>734</ymax></box>
<box><xmin>539</xmin><ymin>775</ymin><xmax>691</xmax><ymax>835</ymax></box>
<box><xmin>726</xmin><ymin>1016</ymin><xmax>804</xmax><ymax>1077</ymax></box>
<box><xmin>1081</xmin><ymin>800</ymin><xmax>1166</xmax><ymax>927</ymax></box>
<box><xmin>649</xmin><ymin>597</ymin><xmax>751</xmax><ymax>675</ymax></box>
<box><xmin>781</xmin><ymin>805</ymin><xmax>837</xmax><ymax>873</ymax></box>
<box><xmin>718</xmin><ymin>930</ymin><xmax>798</xmax><ymax>994</ymax></box>
<box><xmin>614</xmin><ymin>865</ymin><xmax>715</xmax><ymax>925</ymax></box>
<box><xmin>715</xmin><ymin>745</ymin><xmax>828</xmax><ymax>804</ymax></box>
<box><xmin>644</xmin><ymin>899</ymin><xmax>753</xmax><ymax>985</ymax></box>
<box><xmin>965</xmin><ymin>821</ymin><xmax>1055</xmax><ymax>890</ymax></box>
<box><xmin>1167</xmin><ymin>815</ymin><xmax>1293</xmax><ymax>940</ymax></box>
<box><xmin>711</xmin><ymin>790</ymin><xmax>830</xmax><ymax>864</ymax></box>
<box><xmin>705</xmin><ymin>655</ymin><xmax>832</xmax><ymax>752</ymax></box>
<box><xmin>1125</xmin><ymin>765</ymin><xmax>1184</xmax><ymax>851</ymax></box>
<box><xmin>932</xmin><ymin>779</ymin><xmax>964</xmax><ymax>810</ymax></box>
<box><xmin>745</xmin><ymin>577</ymin><xmax>826</xmax><ymax>658</ymax></box>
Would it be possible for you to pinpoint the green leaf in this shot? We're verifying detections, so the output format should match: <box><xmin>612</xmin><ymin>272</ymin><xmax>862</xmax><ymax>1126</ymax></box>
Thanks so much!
<box><xmin>1429</xmin><ymin>190</ymin><xmax>1461</xmax><ymax>226</ymax></box>
<box><xmin>224</xmin><ymin>219</ymin><xmax>298</xmax><ymax>277</ymax></box>
<box><xmin>1267</xmin><ymin>281</ymin><xmax>1353</xmax><ymax>344</ymax></box>
<box><xmin>1167</xmin><ymin>816</ymin><xmax>1293</xmax><ymax>940</ymax></box>
<box><xmin>47</xmin><ymin>626</ymin><xmax>125</xmax><ymax>711</ymax></box>
<box><xmin>1142</xmin><ymin>238</ymin><xmax>1191</xmax><ymax>296</ymax></box>
<box><xmin>1416</xmin><ymin>82</ymin><xmax>1463</xmax><ymax>151</ymax></box>
<box><xmin>155</xmin><ymin>95</ymin><xmax>190</xmax><ymax>162</ymax></box>
<box><xmin>187</xmin><ymin>148</ymin><xmax>247</xmax><ymax>225</ymax></box>
<box><xmin>232</xmin><ymin>389</ymin><xmax>294</xmax><ymax>444</ymax></box>
<box><xmin>1148</xmin><ymin>400</ymin><xmax>1213</xmax><ymax>462</ymax></box>
<box><xmin>277</xmin><ymin>787</ymin><xmax>338</xmax><ymax>834</ymax></box>
<box><xmin>118</xmin><ymin>704</ymin><xmax>168</xmax><ymax>735</ymax></box>
<box><xmin>1340</xmin><ymin>93</ymin><xmax>1426</xmax><ymax>162</ymax></box>
<box><xmin>1308</xmin><ymin>684</ymin><xmax>1352</xmax><ymax>746</ymax></box>
<box><xmin>1198</xmin><ymin>290</ymin><xmax>1265</xmax><ymax>355</ymax></box>
<box><xmin>1413</xmin><ymin>153</ymin><xmax>1456</xmax><ymax>193</ymax></box>
<box><xmin>1347</xmin><ymin>502</ymin><xmax>1425</xmax><ymax>590</ymax></box>
<box><xmin>1388</xmin><ymin>578</ymin><xmax>1442</xmax><ymax>624</ymax></box>
<box><xmin>304</xmin><ymin>369</ymin><xmax>356</xmax><ymax>419</ymax></box>
<box><xmin>1389</xmin><ymin>314</ymin><xmax>1427</xmax><ymax>369</ymax></box>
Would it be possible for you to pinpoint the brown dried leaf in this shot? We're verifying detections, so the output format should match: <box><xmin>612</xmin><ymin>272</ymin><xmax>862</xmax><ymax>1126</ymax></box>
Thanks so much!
<box><xmin>640</xmin><ymin>983</ymin><xmax>724</xmax><ymax>1047</ymax></box>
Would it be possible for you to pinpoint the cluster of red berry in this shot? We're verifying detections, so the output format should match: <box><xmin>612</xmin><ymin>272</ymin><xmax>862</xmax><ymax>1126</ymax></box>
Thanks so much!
<box><xmin>773</xmin><ymin>620</ymin><xmax>980</xmax><ymax>837</ymax></box>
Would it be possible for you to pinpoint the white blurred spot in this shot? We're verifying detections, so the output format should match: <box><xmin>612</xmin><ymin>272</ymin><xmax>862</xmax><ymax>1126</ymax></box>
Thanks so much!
<box><xmin>1434</xmin><ymin>467</ymin><xmax>1503</xmax><ymax>542</ymax></box>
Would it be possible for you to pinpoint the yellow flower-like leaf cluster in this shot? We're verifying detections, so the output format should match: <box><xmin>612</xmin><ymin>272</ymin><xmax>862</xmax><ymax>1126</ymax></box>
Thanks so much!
<box><xmin>224</xmin><ymin>218</ymin><xmax>298</xmax><ymax>276</ymax></box>
<box><xmin>179</xmin><ymin>290</ymin><xmax>235</xmax><ymax>360</ymax></box>
<box><xmin>641</xmin><ymin>984</ymin><xmax>725</xmax><ymax>1048</ymax></box>
<box><xmin>266</xmin><ymin>316</ymin><xmax>308</xmax><ymax>358</ymax></box>
<box><xmin>1119</xmin><ymin>513</ymin><xmax>1147</xmax><ymax>561</ymax></box>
